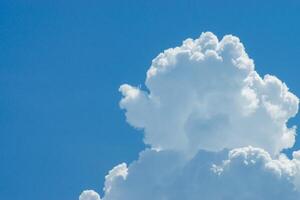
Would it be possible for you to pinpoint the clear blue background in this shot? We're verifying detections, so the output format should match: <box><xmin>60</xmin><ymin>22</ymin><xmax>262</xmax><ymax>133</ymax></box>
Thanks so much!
<box><xmin>0</xmin><ymin>1</ymin><xmax>299</xmax><ymax>200</ymax></box>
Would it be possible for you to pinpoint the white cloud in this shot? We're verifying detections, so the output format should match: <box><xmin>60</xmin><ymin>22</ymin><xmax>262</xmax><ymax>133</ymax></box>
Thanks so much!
<box><xmin>102</xmin><ymin>147</ymin><xmax>300</xmax><ymax>200</ymax></box>
<box><xmin>80</xmin><ymin>32</ymin><xmax>299</xmax><ymax>200</ymax></box>
<box><xmin>119</xmin><ymin>32</ymin><xmax>298</xmax><ymax>156</ymax></box>
<box><xmin>79</xmin><ymin>190</ymin><xmax>101</xmax><ymax>200</ymax></box>
<box><xmin>104</xmin><ymin>163</ymin><xmax>128</xmax><ymax>194</ymax></box>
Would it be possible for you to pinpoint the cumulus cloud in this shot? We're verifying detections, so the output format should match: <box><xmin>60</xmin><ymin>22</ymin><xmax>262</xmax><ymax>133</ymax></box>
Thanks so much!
<box><xmin>119</xmin><ymin>32</ymin><xmax>298</xmax><ymax>155</ymax></box>
<box><xmin>102</xmin><ymin>147</ymin><xmax>300</xmax><ymax>200</ymax></box>
<box><xmin>80</xmin><ymin>32</ymin><xmax>299</xmax><ymax>199</ymax></box>
<box><xmin>79</xmin><ymin>190</ymin><xmax>101</xmax><ymax>200</ymax></box>
<box><xmin>104</xmin><ymin>163</ymin><xmax>128</xmax><ymax>195</ymax></box>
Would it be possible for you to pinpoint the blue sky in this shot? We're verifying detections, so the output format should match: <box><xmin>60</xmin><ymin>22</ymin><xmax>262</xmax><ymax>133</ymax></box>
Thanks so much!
<box><xmin>0</xmin><ymin>1</ymin><xmax>300</xmax><ymax>200</ymax></box>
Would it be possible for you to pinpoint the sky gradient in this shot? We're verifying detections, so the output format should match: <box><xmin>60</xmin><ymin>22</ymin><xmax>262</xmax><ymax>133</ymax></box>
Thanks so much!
<box><xmin>1</xmin><ymin>1</ymin><xmax>300</xmax><ymax>200</ymax></box>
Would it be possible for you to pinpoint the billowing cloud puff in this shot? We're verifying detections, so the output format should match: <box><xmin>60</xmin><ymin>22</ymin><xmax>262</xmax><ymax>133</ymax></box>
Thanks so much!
<box><xmin>102</xmin><ymin>147</ymin><xmax>300</xmax><ymax>200</ymax></box>
<box><xmin>119</xmin><ymin>32</ymin><xmax>298</xmax><ymax>155</ymax></box>
<box><xmin>79</xmin><ymin>190</ymin><xmax>101</xmax><ymax>200</ymax></box>
<box><xmin>80</xmin><ymin>32</ymin><xmax>299</xmax><ymax>199</ymax></box>
<box><xmin>104</xmin><ymin>163</ymin><xmax>128</xmax><ymax>195</ymax></box>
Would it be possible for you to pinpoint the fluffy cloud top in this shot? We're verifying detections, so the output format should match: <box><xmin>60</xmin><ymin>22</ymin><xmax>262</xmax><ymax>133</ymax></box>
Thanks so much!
<box><xmin>80</xmin><ymin>32</ymin><xmax>299</xmax><ymax>200</ymax></box>
<box><xmin>79</xmin><ymin>190</ymin><xmax>101</xmax><ymax>200</ymax></box>
<box><xmin>120</xmin><ymin>32</ymin><xmax>298</xmax><ymax>156</ymax></box>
